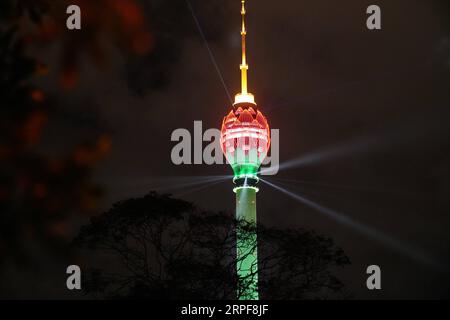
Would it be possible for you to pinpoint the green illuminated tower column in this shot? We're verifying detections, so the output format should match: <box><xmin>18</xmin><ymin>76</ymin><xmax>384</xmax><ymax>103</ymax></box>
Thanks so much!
<box><xmin>234</xmin><ymin>178</ymin><xmax>259</xmax><ymax>300</ymax></box>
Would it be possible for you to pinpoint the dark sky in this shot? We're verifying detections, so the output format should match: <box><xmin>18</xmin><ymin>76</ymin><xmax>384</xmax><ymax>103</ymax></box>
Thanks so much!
<box><xmin>32</xmin><ymin>0</ymin><xmax>450</xmax><ymax>298</ymax></box>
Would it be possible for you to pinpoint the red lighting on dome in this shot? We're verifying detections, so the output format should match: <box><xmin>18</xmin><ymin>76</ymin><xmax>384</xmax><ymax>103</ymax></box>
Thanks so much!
<box><xmin>220</xmin><ymin>104</ymin><xmax>270</xmax><ymax>175</ymax></box>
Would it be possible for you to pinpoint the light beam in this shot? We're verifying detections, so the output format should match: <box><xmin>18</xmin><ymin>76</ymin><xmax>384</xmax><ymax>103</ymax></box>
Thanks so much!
<box><xmin>260</xmin><ymin>178</ymin><xmax>449</xmax><ymax>273</ymax></box>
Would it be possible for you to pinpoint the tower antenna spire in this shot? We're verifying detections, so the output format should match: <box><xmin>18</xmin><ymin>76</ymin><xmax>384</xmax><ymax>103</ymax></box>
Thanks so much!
<box><xmin>235</xmin><ymin>0</ymin><xmax>255</xmax><ymax>105</ymax></box>
<box><xmin>240</xmin><ymin>0</ymin><xmax>248</xmax><ymax>94</ymax></box>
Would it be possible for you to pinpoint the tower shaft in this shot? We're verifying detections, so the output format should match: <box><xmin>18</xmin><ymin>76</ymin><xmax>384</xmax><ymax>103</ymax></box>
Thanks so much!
<box><xmin>221</xmin><ymin>0</ymin><xmax>270</xmax><ymax>301</ymax></box>
<box><xmin>236</xmin><ymin>187</ymin><xmax>259</xmax><ymax>300</ymax></box>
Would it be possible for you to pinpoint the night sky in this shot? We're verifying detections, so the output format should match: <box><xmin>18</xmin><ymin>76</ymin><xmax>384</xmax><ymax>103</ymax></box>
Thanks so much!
<box><xmin>3</xmin><ymin>0</ymin><xmax>450</xmax><ymax>298</ymax></box>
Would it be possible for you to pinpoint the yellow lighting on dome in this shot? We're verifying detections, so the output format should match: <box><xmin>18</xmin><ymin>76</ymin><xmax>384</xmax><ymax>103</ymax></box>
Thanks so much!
<box><xmin>234</xmin><ymin>93</ymin><xmax>255</xmax><ymax>104</ymax></box>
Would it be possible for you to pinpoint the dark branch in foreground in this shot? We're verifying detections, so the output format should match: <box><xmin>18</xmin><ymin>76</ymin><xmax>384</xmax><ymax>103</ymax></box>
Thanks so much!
<box><xmin>74</xmin><ymin>192</ymin><xmax>350</xmax><ymax>299</ymax></box>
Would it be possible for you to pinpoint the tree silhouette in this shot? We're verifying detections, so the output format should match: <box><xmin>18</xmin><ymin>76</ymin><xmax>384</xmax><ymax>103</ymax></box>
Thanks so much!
<box><xmin>75</xmin><ymin>192</ymin><xmax>351</xmax><ymax>299</ymax></box>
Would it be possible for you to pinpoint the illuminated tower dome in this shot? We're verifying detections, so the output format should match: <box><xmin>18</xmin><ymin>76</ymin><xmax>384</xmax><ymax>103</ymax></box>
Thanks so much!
<box><xmin>220</xmin><ymin>0</ymin><xmax>270</xmax><ymax>300</ymax></box>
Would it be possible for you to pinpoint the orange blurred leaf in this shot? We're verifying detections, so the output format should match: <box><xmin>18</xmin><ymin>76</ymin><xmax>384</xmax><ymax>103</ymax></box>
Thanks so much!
<box><xmin>31</xmin><ymin>89</ymin><xmax>45</xmax><ymax>102</ymax></box>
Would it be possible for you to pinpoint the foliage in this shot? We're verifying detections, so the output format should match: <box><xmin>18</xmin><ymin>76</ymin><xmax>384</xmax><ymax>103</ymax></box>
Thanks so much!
<box><xmin>75</xmin><ymin>192</ymin><xmax>350</xmax><ymax>299</ymax></box>
<box><xmin>0</xmin><ymin>26</ymin><xmax>109</xmax><ymax>268</ymax></box>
